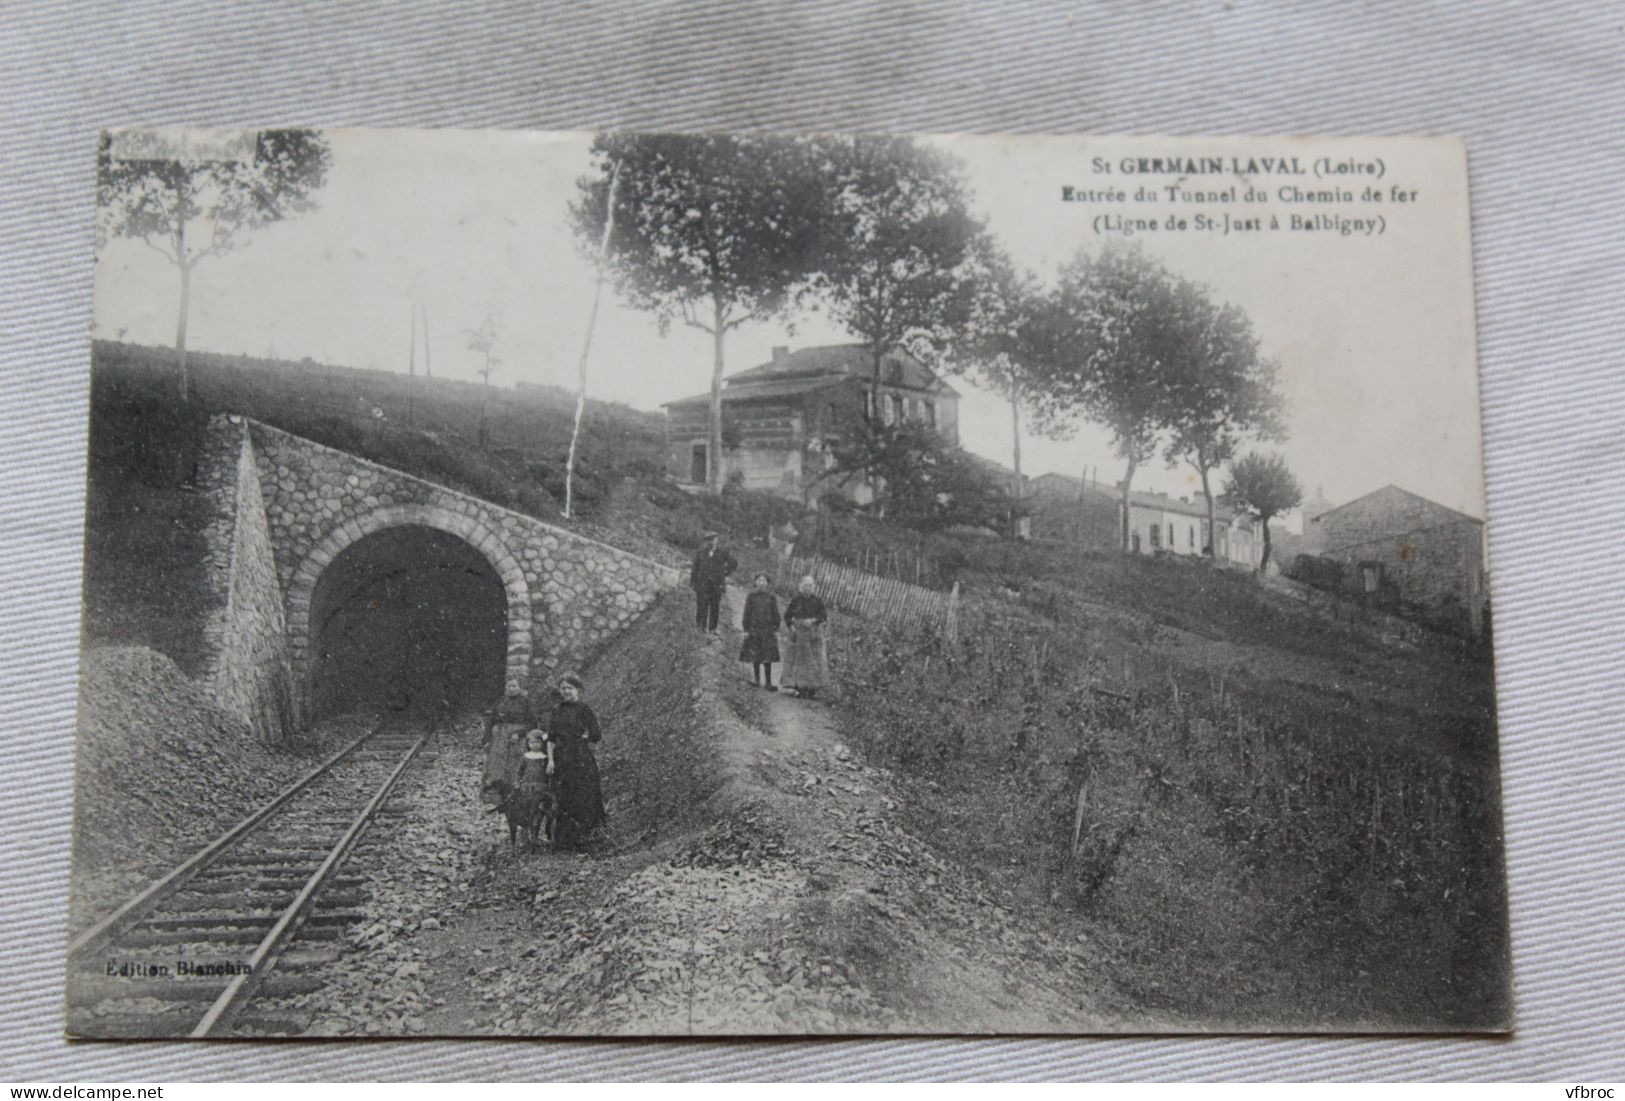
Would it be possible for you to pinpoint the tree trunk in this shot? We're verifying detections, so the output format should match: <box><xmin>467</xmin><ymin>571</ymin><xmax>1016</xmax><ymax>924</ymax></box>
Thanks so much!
<box><xmin>1009</xmin><ymin>385</ymin><xmax>1023</xmax><ymax>498</ymax></box>
<box><xmin>1119</xmin><ymin>454</ymin><xmax>1137</xmax><ymax>553</ymax></box>
<box><xmin>422</xmin><ymin>304</ymin><xmax>432</xmax><ymax>379</ymax></box>
<box><xmin>1199</xmin><ymin>458</ymin><xmax>1216</xmax><ymax>559</ymax></box>
<box><xmin>1009</xmin><ymin>385</ymin><xmax>1023</xmax><ymax>539</ymax></box>
<box><xmin>564</xmin><ymin>158</ymin><xmax>620</xmax><ymax>518</ymax></box>
<box><xmin>1258</xmin><ymin>513</ymin><xmax>1273</xmax><ymax>574</ymax></box>
<box><xmin>174</xmin><ymin>210</ymin><xmax>191</xmax><ymax>402</ymax></box>
<box><xmin>478</xmin><ymin>366</ymin><xmax>490</xmax><ymax>447</ymax></box>
<box><xmin>870</xmin><ymin>343</ymin><xmax>887</xmax><ymax>425</ymax></box>
<box><xmin>407</xmin><ymin>304</ymin><xmax>416</xmax><ymax>426</ymax></box>
<box><xmin>708</xmin><ymin>299</ymin><xmax>726</xmax><ymax>494</ymax></box>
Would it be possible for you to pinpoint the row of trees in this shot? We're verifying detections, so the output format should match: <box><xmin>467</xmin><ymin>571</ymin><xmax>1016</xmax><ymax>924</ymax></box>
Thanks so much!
<box><xmin>955</xmin><ymin>240</ymin><xmax>1288</xmax><ymax>555</ymax></box>
<box><xmin>95</xmin><ymin>128</ymin><xmax>1303</xmax><ymax>563</ymax></box>
<box><xmin>571</xmin><ymin>133</ymin><xmax>1297</xmax><ymax>561</ymax></box>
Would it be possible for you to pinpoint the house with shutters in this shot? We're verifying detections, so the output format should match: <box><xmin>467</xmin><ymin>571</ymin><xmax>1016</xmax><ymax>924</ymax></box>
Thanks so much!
<box><xmin>662</xmin><ymin>344</ymin><xmax>959</xmax><ymax>502</ymax></box>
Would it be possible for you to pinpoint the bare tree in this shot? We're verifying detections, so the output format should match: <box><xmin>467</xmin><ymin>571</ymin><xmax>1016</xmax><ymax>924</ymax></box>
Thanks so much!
<box><xmin>96</xmin><ymin>129</ymin><xmax>331</xmax><ymax>399</ymax></box>
<box><xmin>465</xmin><ymin>313</ymin><xmax>501</xmax><ymax>448</ymax></box>
<box><xmin>563</xmin><ymin>161</ymin><xmax>622</xmax><ymax>519</ymax></box>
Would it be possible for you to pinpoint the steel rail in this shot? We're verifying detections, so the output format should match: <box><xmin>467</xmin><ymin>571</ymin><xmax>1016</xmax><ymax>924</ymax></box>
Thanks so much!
<box><xmin>190</xmin><ymin>722</ymin><xmax>434</xmax><ymax>1037</ymax></box>
<box><xmin>66</xmin><ymin>725</ymin><xmax>378</xmax><ymax>960</ymax></box>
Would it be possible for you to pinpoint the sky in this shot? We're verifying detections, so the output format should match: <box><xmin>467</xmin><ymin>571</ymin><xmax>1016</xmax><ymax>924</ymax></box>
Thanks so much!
<box><xmin>93</xmin><ymin>129</ymin><xmax>1487</xmax><ymax>523</ymax></box>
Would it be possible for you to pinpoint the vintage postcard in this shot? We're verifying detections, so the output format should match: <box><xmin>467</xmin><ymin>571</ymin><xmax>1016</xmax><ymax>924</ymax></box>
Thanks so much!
<box><xmin>68</xmin><ymin>129</ymin><xmax>1509</xmax><ymax>1037</ymax></box>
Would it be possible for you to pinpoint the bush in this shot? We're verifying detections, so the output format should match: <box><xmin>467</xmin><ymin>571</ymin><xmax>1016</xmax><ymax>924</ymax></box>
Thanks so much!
<box><xmin>1288</xmin><ymin>553</ymin><xmax>1343</xmax><ymax>591</ymax></box>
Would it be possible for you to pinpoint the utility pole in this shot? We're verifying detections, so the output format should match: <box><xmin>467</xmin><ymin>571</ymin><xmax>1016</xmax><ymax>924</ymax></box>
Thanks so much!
<box><xmin>407</xmin><ymin>303</ymin><xmax>417</xmax><ymax>426</ymax></box>
<box><xmin>421</xmin><ymin>303</ymin><xmax>432</xmax><ymax>379</ymax></box>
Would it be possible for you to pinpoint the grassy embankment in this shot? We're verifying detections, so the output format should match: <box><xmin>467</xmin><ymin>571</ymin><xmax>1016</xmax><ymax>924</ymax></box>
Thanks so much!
<box><xmin>827</xmin><ymin>547</ymin><xmax>1508</xmax><ymax>1029</ymax></box>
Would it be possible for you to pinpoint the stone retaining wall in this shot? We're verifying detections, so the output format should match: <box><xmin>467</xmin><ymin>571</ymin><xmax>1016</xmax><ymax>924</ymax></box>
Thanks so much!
<box><xmin>244</xmin><ymin>422</ymin><xmax>680</xmax><ymax>705</ymax></box>
<box><xmin>198</xmin><ymin>417</ymin><xmax>296</xmax><ymax>741</ymax></box>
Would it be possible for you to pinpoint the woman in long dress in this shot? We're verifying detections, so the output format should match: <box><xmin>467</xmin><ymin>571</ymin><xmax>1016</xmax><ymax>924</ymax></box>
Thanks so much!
<box><xmin>781</xmin><ymin>575</ymin><xmax>831</xmax><ymax>699</ymax></box>
<box><xmin>544</xmin><ymin>672</ymin><xmax>605</xmax><ymax>848</ymax></box>
<box><xmin>480</xmin><ymin>686</ymin><xmax>531</xmax><ymax>809</ymax></box>
<box><xmin>738</xmin><ymin>572</ymin><xmax>782</xmax><ymax>689</ymax></box>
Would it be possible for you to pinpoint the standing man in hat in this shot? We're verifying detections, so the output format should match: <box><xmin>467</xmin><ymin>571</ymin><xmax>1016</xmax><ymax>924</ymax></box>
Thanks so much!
<box><xmin>690</xmin><ymin>530</ymin><xmax>737</xmax><ymax>634</ymax></box>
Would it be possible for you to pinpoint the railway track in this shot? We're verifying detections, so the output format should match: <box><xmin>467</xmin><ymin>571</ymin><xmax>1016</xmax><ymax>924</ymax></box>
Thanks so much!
<box><xmin>66</xmin><ymin>715</ymin><xmax>438</xmax><ymax>1038</ymax></box>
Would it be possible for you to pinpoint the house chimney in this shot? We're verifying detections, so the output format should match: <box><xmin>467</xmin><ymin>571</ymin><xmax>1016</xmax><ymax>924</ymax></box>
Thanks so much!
<box><xmin>772</xmin><ymin>345</ymin><xmax>790</xmax><ymax>364</ymax></box>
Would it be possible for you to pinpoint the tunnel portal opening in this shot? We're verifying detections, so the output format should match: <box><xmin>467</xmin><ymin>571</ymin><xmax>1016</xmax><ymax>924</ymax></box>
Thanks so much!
<box><xmin>309</xmin><ymin>524</ymin><xmax>509</xmax><ymax>719</ymax></box>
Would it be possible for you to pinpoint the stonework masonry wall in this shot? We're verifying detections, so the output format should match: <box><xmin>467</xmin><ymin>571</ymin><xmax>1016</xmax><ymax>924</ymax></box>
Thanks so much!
<box><xmin>1314</xmin><ymin>487</ymin><xmax>1485</xmax><ymax>633</ymax></box>
<box><xmin>245</xmin><ymin>422</ymin><xmax>681</xmax><ymax>706</ymax></box>
<box><xmin>1319</xmin><ymin>521</ymin><xmax>1485</xmax><ymax>632</ymax></box>
<box><xmin>199</xmin><ymin>416</ymin><xmax>296</xmax><ymax>741</ymax></box>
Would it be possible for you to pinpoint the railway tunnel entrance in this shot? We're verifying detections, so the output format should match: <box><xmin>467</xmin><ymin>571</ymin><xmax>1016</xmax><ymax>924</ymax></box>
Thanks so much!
<box><xmin>308</xmin><ymin>524</ymin><xmax>509</xmax><ymax>718</ymax></box>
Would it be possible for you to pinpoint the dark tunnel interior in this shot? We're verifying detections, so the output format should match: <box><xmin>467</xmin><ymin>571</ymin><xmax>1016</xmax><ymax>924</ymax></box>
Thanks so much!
<box><xmin>309</xmin><ymin>525</ymin><xmax>509</xmax><ymax>719</ymax></box>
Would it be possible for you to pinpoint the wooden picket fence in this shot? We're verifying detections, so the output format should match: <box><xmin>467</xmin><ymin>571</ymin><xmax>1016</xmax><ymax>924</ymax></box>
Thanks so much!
<box><xmin>784</xmin><ymin>554</ymin><xmax>960</xmax><ymax>641</ymax></box>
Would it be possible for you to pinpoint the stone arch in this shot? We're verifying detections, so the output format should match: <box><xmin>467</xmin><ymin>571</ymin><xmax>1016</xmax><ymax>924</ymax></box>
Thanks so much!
<box><xmin>285</xmin><ymin>503</ymin><xmax>533</xmax><ymax>698</ymax></box>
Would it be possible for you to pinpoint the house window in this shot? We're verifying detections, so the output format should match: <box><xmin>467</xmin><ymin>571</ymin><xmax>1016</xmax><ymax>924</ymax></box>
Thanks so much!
<box><xmin>1167</xmin><ymin>523</ymin><xmax>1174</xmax><ymax>547</ymax></box>
<box><xmin>1360</xmin><ymin>562</ymin><xmax>1383</xmax><ymax>593</ymax></box>
<box><xmin>887</xmin><ymin>393</ymin><xmax>904</xmax><ymax>425</ymax></box>
<box><xmin>1131</xmin><ymin>532</ymin><xmax>1142</xmax><ymax>553</ymax></box>
<box><xmin>1149</xmin><ymin>523</ymin><xmax>1161</xmax><ymax>549</ymax></box>
<box><xmin>827</xmin><ymin>401</ymin><xmax>838</xmax><ymax>429</ymax></box>
<box><xmin>689</xmin><ymin>441</ymin><xmax>707</xmax><ymax>484</ymax></box>
<box><xmin>924</xmin><ymin>401</ymin><xmax>937</xmax><ymax>428</ymax></box>
<box><xmin>863</xmin><ymin>389</ymin><xmax>876</xmax><ymax>422</ymax></box>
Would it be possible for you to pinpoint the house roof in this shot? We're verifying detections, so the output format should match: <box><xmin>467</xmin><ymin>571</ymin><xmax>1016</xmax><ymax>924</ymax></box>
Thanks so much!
<box><xmin>663</xmin><ymin>374</ymin><xmax>850</xmax><ymax>409</ymax></box>
<box><xmin>1313</xmin><ymin>484</ymin><xmax>1484</xmax><ymax>528</ymax></box>
<box><xmin>730</xmin><ymin>344</ymin><xmax>877</xmax><ymax>381</ymax></box>
<box><xmin>1127</xmin><ymin>488</ymin><xmax>1240</xmax><ymax>523</ymax></box>
<box><xmin>664</xmin><ymin>344</ymin><xmax>962</xmax><ymax>409</ymax></box>
<box><xmin>727</xmin><ymin>343</ymin><xmax>958</xmax><ymax>393</ymax></box>
<box><xmin>1028</xmin><ymin>472</ymin><xmax>1245</xmax><ymax>524</ymax></box>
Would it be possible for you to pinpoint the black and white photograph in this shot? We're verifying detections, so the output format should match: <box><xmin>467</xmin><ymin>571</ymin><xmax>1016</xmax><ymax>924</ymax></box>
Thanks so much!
<box><xmin>65</xmin><ymin>128</ymin><xmax>1509</xmax><ymax>1038</ymax></box>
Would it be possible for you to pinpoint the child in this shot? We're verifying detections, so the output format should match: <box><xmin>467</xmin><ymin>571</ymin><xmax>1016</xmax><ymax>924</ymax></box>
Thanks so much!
<box><xmin>502</xmin><ymin>729</ymin><xmax>555</xmax><ymax>850</ymax></box>
<box><xmin>738</xmin><ymin>572</ymin><xmax>782</xmax><ymax>689</ymax></box>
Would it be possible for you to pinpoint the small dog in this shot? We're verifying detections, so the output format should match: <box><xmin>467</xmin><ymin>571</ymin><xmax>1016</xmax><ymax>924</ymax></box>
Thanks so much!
<box><xmin>487</xmin><ymin>774</ymin><xmax>558</xmax><ymax>851</ymax></box>
<box><xmin>487</xmin><ymin>732</ymin><xmax>558</xmax><ymax>851</ymax></box>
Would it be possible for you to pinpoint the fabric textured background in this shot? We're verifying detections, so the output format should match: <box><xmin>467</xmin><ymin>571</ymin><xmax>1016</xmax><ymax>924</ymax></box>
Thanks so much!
<box><xmin>2</xmin><ymin>0</ymin><xmax>1621</xmax><ymax>1081</ymax></box>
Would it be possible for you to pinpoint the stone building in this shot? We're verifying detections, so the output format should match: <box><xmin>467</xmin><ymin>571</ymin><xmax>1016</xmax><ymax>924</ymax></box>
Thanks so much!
<box><xmin>1309</xmin><ymin>484</ymin><xmax>1487</xmax><ymax>632</ymax></box>
<box><xmin>662</xmin><ymin>344</ymin><xmax>959</xmax><ymax>502</ymax></box>
<box><xmin>1027</xmin><ymin>474</ymin><xmax>1123</xmax><ymax>551</ymax></box>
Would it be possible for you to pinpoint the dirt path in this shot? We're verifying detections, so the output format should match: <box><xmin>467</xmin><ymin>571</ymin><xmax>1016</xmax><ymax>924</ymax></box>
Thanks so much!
<box><xmin>295</xmin><ymin>588</ymin><xmax>1121</xmax><ymax>1036</ymax></box>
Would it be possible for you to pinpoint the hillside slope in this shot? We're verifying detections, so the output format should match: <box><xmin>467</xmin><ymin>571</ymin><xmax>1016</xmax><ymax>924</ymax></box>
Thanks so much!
<box><xmin>828</xmin><ymin>552</ymin><xmax>1508</xmax><ymax>1029</ymax></box>
<box><xmin>295</xmin><ymin>590</ymin><xmax>1124</xmax><ymax>1035</ymax></box>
